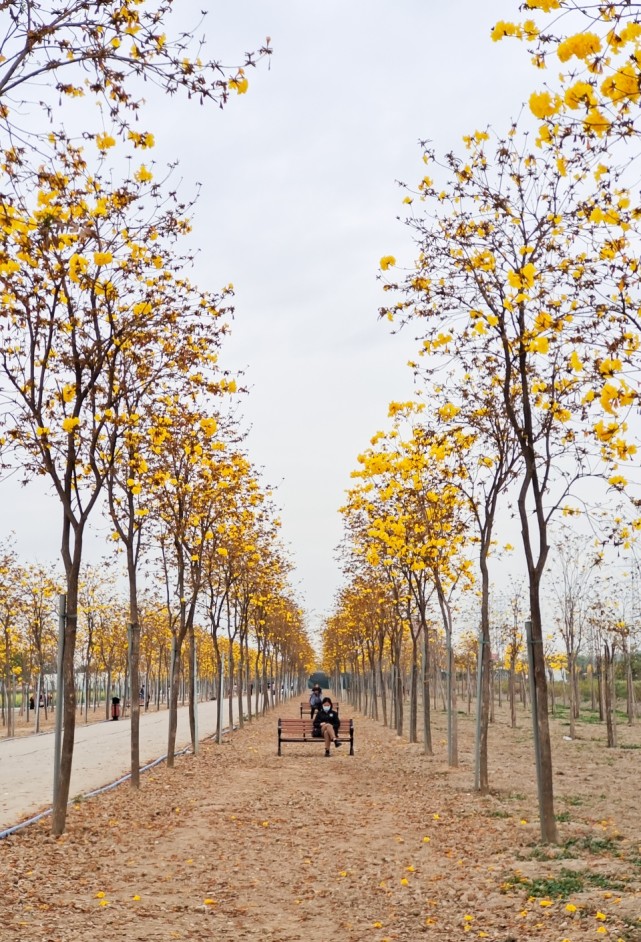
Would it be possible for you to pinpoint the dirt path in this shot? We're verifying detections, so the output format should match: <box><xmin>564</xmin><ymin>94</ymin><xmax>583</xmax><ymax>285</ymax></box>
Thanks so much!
<box><xmin>1</xmin><ymin>701</ymin><xmax>640</xmax><ymax>942</ymax></box>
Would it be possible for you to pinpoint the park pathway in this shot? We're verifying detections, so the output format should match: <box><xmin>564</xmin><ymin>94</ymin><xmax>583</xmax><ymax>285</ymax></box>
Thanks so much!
<box><xmin>1</xmin><ymin>699</ymin><xmax>639</xmax><ymax>941</ymax></box>
<box><xmin>0</xmin><ymin>698</ymin><xmax>232</xmax><ymax>830</ymax></box>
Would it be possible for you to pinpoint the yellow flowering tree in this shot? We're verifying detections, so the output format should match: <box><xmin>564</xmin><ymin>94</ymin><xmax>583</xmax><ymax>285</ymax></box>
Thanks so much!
<box><xmin>0</xmin><ymin>539</ymin><xmax>25</xmax><ymax>738</ymax></box>
<box><xmin>0</xmin><ymin>0</ymin><xmax>269</xmax><ymax>138</ymax></box>
<box><xmin>493</xmin><ymin>1</ymin><xmax>641</xmax><ymax>142</ymax></box>
<box><xmin>0</xmin><ymin>132</ymin><xmax>232</xmax><ymax>831</ymax></box>
<box><xmin>381</xmin><ymin>127</ymin><xmax>638</xmax><ymax>840</ymax></box>
<box><xmin>550</xmin><ymin>529</ymin><xmax>600</xmax><ymax>738</ymax></box>
<box><xmin>148</xmin><ymin>401</ymin><xmax>235</xmax><ymax>764</ymax></box>
<box><xmin>101</xmin><ymin>250</ymin><xmax>233</xmax><ymax>786</ymax></box>
<box><xmin>19</xmin><ymin>563</ymin><xmax>60</xmax><ymax>727</ymax></box>
<box><xmin>385</xmin><ymin>384</ymin><xmax>521</xmax><ymax>789</ymax></box>
<box><xmin>341</xmin><ymin>404</ymin><xmax>473</xmax><ymax>762</ymax></box>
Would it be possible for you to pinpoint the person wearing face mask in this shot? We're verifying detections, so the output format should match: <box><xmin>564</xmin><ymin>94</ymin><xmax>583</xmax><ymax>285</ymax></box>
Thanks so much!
<box><xmin>312</xmin><ymin>696</ymin><xmax>341</xmax><ymax>756</ymax></box>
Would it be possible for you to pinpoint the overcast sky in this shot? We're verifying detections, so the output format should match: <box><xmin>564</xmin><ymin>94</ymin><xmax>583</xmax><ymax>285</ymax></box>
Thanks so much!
<box><xmin>4</xmin><ymin>1</ymin><xmax>541</xmax><ymax>633</ymax></box>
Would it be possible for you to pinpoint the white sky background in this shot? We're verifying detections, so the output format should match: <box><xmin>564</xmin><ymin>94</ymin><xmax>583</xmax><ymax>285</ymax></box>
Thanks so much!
<box><xmin>3</xmin><ymin>1</ymin><xmax>552</xmax><ymax>633</ymax></box>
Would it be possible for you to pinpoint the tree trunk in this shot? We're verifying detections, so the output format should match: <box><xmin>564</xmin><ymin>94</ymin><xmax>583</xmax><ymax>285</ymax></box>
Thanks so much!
<box><xmin>529</xmin><ymin>586</ymin><xmax>558</xmax><ymax>843</ymax></box>
<box><xmin>127</xmin><ymin>546</ymin><xmax>141</xmax><ymax>789</ymax></box>
<box><xmin>626</xmin><ymin>651</ymin><xmax>635</xmax><ymax>726</ymax></box>
<box><xmin>509</xmin><ymin>663</ymin><xmax>516</xmax><ymax>728</ymax></box>
<box><xmin>568</xmin><ymin>653</ymin><xmax>576</xmax><ymax>740</ymax></box>
<box><xmin>421</xmin><ymin>626</ymin><xmax>433</xmax><ymax>755</ymax></box>
<box><xmin>188</xmin><ymin>624</ymin><xmax>196</xmax><ymax>750</ymax></box>
<box><xmin>409</xmin><ymin>634</ymin><xmax>418</xmax><ymax>743</ymax></box>
<box><xmin>378</xmin><ymin>653</ymin><xmax>388</xmax><ymax>727</ymax></box>
<box><xmin>51</xmin><ymin>529</ymin><xmax>82</xmax><ymax>836</ymax></box>
<box><xmin>604</xmin><ymin>643</ymin><xmax>617</xmax><ymax>748</ymax></box>
<box><xmin>167</xmin><ymin>634</ymin><xmax>184</xmax><ymax>767</ymax></box>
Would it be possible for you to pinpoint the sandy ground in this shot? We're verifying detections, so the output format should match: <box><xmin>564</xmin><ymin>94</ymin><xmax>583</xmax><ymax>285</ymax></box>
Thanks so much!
<box><xmin>0</xmin><ymin>699</ymin><xmax>640</xmax><ymax>942</ymax></box>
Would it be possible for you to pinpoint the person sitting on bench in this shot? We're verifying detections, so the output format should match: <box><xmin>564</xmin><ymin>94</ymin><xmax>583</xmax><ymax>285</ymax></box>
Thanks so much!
<box><xmin>313</xmin><ymin>697</ymin><xmax>341</xmax><ymax>756</ymax></box>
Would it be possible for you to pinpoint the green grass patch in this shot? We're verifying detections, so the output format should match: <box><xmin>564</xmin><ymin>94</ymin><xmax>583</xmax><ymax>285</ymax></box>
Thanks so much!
<box><xmin>555</xmin><ymin>811</ymin><xmax>571</xmax><ymax>823</ymax></box>
<box><xmin>529</xmin><ymin>846</ymin><xmax>559</xmax><ymax>861</ymax></box>
<box><xmin>487</xmin><ymin>809</ymin><xmax>511</xmax><ymax>818</ymax></box>
<box><xmin>506</xmin><ymin>867</ymin><xmax>627</xmax><ymax>899</ymax></box>
<box><xmin>561</xmin><ymin>795</ymin><xmax>584</xmax><ymax>807</ymax></box>
<box><xmin>563</xmin><ymin>835</ymin><xmax>621</xmax><ymax>855</ymax></box>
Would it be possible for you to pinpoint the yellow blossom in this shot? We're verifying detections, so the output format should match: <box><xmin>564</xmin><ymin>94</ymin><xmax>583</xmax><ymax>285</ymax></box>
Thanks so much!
<box><xmin>526</xmin><ymin>0</ymin><xmax>560</xmax><ymax>10</ymax></box>
<box><xmin>569</xmin><ymin>350</ymin><xmax>583</xmax><ymax>372</ymax></box>
<box><xmin>199</xmin><ymin>417</ymin><xmax>218</xmax><ymax>437</ymax></box>
<box><xmin>557</xmin><ymin>32</ymin><xmax>602</xmax><ymax>62</ymax></box>
<box><xmin>228</xmin><ymin>70</ymin><xmax>249</xmax><ymax>94</ymax></box>
<box><xmin>530</xmin><ymin>90</ymin><xmax>559</xmax><ymax>119</ymax></box>
<box><xmin>528</xmin><ymin>336</ymin><xmax>549</xmax><ymax>354</ymax></box>
<box><xmin>96</xmin><ymin>133</ymin><xmax>116</xmax><ymax>151</ymax></box>
<box><xmin>135</xmin><ymin>165</ymin><xmax>153</xmax><ymax>184</ymax></box>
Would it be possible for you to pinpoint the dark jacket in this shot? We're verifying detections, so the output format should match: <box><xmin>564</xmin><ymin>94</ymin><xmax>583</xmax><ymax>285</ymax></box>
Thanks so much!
<box><xmin>313</xmin><ymin>707</ymin><xmax>340</xmax><ymax>736</ymax></box>
<box><xmin>309</xmin><ymin>692</ymin><xmax>323</xmax><ymax>717</ymax></box>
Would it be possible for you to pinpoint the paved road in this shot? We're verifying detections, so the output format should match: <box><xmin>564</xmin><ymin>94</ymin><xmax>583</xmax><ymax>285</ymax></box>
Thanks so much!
<box><xmin>0</xmin><ymin>698</ymin><xmax>233</xmax><ymax>830</ymax></box>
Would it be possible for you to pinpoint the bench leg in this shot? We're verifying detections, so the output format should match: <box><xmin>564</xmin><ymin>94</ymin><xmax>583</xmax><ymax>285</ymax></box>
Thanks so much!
<box><xmin>278</xmin><ymin>731</ymin><xmax>282</xmax><ymax>756</ymax></box>
<box><xmin>349</xmin><ymin>731</ymin><xmax>354</xmax><ymax>756</ymax></box>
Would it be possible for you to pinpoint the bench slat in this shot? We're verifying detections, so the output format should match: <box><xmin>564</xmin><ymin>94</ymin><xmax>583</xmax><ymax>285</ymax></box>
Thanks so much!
<box><xmin>277</xmin><ymin>717</ymin><xmax>354</xmax><ymax>756</ymax></box>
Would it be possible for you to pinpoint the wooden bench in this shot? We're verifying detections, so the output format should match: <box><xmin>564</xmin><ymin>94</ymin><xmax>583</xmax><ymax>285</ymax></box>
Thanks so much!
<box><xmin>278</xmin><ymin>717</ymin><xmax>354</xmax><ymax>756</ymax></box>
<box><xmin>300</xmin><ymin>700</ymin><xmax>340</xmax><ymax>718</ymax></box>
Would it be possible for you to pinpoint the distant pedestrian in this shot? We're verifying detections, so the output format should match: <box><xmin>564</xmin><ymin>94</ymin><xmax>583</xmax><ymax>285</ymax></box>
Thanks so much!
<box><xmin>309</xmin><ymin>684</ymin><xmax>323</xmax><ymax>718</ymax></box>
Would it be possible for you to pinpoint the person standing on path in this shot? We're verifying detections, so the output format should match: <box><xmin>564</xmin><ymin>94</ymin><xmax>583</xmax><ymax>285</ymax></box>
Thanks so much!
<box><xmin>309</xmin><ymin>684</ymin><xmax>323</xmax><ymax>718</ymax></box>
<box><xmin>313</xmin><ymin>697</ymin><xmax>341</xmax><ymax>756</ymax></box>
